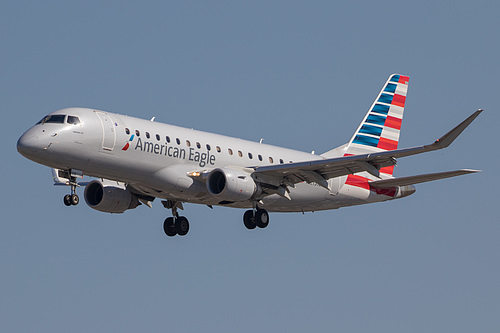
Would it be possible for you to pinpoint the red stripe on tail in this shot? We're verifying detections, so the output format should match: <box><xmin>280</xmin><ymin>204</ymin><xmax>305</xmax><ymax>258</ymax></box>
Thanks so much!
<box><xmin>385</xmin><ymin>116</ymin><xmax>402</xmax><ymax>130</ymax></box>
<box><xmin>392</xmin><ymin>94</ymin><xmax>406</xmax><ymax>107</ymax></box>
<box><xmin>399</xmin><ymin>75</ymin><xmax>410</xmax><ymax>84</ymax></box>
<box><xmin>377</xmin><ymin>137</ymin><xmax>398</xmax><ymax>150</ymax></box>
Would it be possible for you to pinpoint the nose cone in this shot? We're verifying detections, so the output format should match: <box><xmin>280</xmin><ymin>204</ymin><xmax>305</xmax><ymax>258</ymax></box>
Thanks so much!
<box><xmin>17</xmin><ymin>130</ymin><xmax>42</xmax><ymax>159</ymax></box>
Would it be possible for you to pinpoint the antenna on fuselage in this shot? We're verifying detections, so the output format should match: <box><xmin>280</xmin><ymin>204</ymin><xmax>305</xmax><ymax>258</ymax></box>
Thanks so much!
<box><xmin>259</xmin><ymin>138</ymin><xmax>264</xmax><ymax>144</ymax></box>
<box><xmin>150</xmin><ymin>117</ymin><xmax>156</xmax><ymax>122</ymax></box>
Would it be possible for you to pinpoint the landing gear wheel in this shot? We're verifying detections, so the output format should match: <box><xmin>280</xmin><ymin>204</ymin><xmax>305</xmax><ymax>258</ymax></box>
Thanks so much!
<box><xmin>63</xmin><ymin>194</ymin><xmax>72</xmax><ymax>206</ymax></box>
<box><xmin>163</xmin><ymin>217</ymin><xmax>177</xmax><ymax>237</ymax></box>
<box><xmin>70</xmin><ymin>194</ymin><xmax>79</xmax><ymax>206</ymax></box>
<box><xmin>255</xmin><ymin>209</ymin><xmax>269</xmax><ymax>228</ymax></box>
<box><xmin>243</xmin><ymin>210</ymin><xmax>256</xmax><ymax>230</ymax></box>
<box><xmin>175</xmin><ymin>216</ymin><xmax>190</xmax><ymax>236</ymax></box>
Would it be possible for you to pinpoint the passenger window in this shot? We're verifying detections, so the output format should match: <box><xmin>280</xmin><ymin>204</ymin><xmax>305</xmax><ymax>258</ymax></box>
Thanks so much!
<box><xmin>206</xmin><ymin>144</ymin><xmax>211</xmax><ymax>151</ymax></box>
<box><xmin>156</xmin><ymin>134</ymin><xmax>160</xmax><ymax>141</ymax></box>
<box><xmin>176</xmin><ymin>138</ymin><xmax>180</xmax><ymax>145</ymax></box>
<box><xmin>125</xmin><ymin>128</ymin><xmax>130</xmax><ymax>135</ymax></box>
<box><xmin>196</xmin><ymin>142</ymin><xmax>201</xmax><ymax>149</ymax></box>
<box><xmin>67</xmin><ymin>116</ymin><xmax>80</xmax><ymax>125</ymax></box>
<box><xmin>269</xmin><ymin>157</ymin><xmax>274</xmax><ymax>163</ymax></box>
<box><xmin>248</xmin><ymin>152</ymin><xmax>253</xmax><ymax>159</ymax></box>
<box><xmin>136</xmin><ymin>130</ymin><xmax>140</xmax><ymax>137</ymax></box>
<box><xmin>186</xmin><ymin>140</ymin><xmax>191</xmax><ymax>147</ymax></box>
<box><xmin>228</xmin><ymin>148</ymin><xmax>233</xmax><ymax>155</ymax></box>
<box><xmin>166</xmin><ymin>136</ymin><xmax>171</xmax><ymax>143</ymax></box>
<box><xmin>146</xmin><ymin>132</ymin><xmax>150</xmax><ymax>139</ymax></box>
<box><xmin>280</xmin><ymin>159</ymin><xmax>284</xmax><ymax>164</ymax></box>
<box><xmin>258</xmin><ymin>155</ymin><xmax>263</xmax><ymax>161</ymax></box>
<box><xmin>216</xmin><ymin>146</ymin><xmax>221</xmax><ymax>153</ymax></box>
<box><xmin>238</xmin><ymin>151</ymin><xmax>243</xmax><ymax>157</ymax></box>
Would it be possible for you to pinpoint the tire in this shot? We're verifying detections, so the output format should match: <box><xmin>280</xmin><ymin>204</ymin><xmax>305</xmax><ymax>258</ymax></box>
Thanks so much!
<box><xmin>175</xmin><ymin>216</ymin><xmax>190</xmax><ymax>236</ymax></box>
<box><xmin>70</xmin><ymin>194</ymin><xmax>79</xmax><ymax>206</ymax></box>
<box><xmin>163</xmin><ymin>217</ymin><xmax>177</xmax><ymax>237</ymax></box>
<box><xmin>63</xmin><ymin>194</ymin><xmax>72</xmax><ymax>206</ymax></box>
<box><xmin>243</xmin><ymin>210</ymin><xmax>256</xmax><ymax>230</ymax></box>
<box><xmin>255</xmin><ymin>209</ymin><xmax>269</xmax><ymax>229</ymax></box>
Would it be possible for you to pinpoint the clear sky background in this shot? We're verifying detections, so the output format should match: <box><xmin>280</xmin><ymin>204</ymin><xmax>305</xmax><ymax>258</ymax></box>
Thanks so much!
<box><xmin>1</xmin><ymin>1</ymin><xmax>498</xmax><ymax>332</ymax></box>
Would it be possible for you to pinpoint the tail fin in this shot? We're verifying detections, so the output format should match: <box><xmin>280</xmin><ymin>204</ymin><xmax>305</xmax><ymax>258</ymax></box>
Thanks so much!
<box><xmin>345</xmin><ymin>73</ymin><xmax>409</xmax><ymax>175</ymax></box>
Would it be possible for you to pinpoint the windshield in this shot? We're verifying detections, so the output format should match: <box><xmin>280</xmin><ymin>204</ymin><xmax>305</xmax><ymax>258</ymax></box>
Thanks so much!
<box><xmin>37</xmin><ymin>114</ymin><xmax>66</xmax><ymax>125</ymax></box>
<box><xmin>67</xmin><ymin>115</ymin><xmax>81</xmax><ymax>125</ymax></box>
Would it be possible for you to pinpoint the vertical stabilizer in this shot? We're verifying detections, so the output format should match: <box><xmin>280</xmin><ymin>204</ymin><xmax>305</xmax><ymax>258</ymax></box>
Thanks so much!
<box><xmin>345</xmin><ymin>73</ymin><xmax>409</xmax><ymax>175</ymax></box>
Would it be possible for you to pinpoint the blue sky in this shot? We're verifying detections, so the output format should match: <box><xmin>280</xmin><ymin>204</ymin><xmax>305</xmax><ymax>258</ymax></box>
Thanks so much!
<box><xmin>1</xmin><ymin>1</ymin><xmax>499</xmax><ymax>332</ymax></box>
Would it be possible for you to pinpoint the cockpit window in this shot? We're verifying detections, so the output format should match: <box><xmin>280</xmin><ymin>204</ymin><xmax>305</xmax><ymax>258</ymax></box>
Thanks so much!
<box><xmin>37</xmin><ymin>115</ymin><xmax>66</xmax><ymax>125</ymax></box>
<box><xmin>67</xmin><ymin>116</ymin><xmax>81</xmax><ymax>125</ymax></box>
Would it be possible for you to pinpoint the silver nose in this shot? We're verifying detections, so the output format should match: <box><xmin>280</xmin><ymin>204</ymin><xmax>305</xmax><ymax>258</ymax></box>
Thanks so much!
<box><xmin>17</xmin><ymin>132</ymin><xmax>40</xmax><ymax>158</ymax></box>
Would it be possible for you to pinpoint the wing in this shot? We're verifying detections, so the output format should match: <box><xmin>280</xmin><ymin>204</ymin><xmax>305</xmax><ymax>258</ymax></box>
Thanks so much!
<box><xmin>252</xmin><ymin>110</ymin><xmax>483</xmax><ymax>191</ymax></box>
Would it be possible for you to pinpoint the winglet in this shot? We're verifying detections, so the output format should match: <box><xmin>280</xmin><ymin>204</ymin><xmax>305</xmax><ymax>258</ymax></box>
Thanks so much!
<box><xmin>430</xmin><ymin>109</ymin><xmax>483</xmax><ymax>150</ymax></box>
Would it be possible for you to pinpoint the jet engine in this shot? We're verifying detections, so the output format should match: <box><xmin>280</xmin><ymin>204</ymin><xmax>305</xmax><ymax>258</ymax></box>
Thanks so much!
<box><xmin>206</xmin><ymin>167</ymin><xmax>260</xmax><ymax>202</ymax></box>
<box><xmin>84</xmin><ymin>179</ymin><xmax>140</xmax><ymax>213</ymax></box>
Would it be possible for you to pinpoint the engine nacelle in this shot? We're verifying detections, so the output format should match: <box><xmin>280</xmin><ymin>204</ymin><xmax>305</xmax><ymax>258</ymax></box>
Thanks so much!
<box><xmin>84</xmin><ymin>179</ymin><xmax>140</xmax><ymax>214</ymax></box>
<box><xmin>207</xmin><ymin>167</ymin><xmax>259</xmax><ymax>202</ymax></box>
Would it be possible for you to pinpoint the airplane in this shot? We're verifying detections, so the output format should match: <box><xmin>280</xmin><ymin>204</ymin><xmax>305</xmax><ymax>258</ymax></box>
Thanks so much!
<box><xmin>17</xmin><ymin>74</ymin><xmax>482</xmax><ymax>237</ymax></box>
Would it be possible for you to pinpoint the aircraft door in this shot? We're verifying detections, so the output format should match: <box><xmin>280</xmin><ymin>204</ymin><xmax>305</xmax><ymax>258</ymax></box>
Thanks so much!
<box><xmin>95</xmin><ymin>111</ymin><xmax>116</xmax><ymax>151</ymax></box>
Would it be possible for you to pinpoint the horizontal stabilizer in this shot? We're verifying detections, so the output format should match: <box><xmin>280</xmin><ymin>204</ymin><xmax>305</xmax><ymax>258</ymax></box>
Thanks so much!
<box><xmin>369</xmin><ymin>169</ymin><xmax>480</xmax><ymax>188</ymax></box>
<box><xmin>254</xmin><ymin>110</ymin><xmax>482</xmax><ymax>185</ymax></box>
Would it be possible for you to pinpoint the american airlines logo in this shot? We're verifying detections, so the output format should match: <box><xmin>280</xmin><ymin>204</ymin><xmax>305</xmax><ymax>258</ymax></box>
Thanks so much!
<box><xmin>124</xmin><ymin>136</ymin><xmax>216</xmax><ymax>168</ymax></box>
<box><xmin>122</xmin><ymin>135</ymin><xmax>135</xmax><ymax>151</ymax></box>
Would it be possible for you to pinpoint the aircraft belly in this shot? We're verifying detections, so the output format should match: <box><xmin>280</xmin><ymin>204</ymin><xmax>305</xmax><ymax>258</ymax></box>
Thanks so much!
<box><xmin>135</xmin><ymin>164</ymin><xmax>208</xmax><ymax>200</ymax></box>
<box><xmin>262</xmin><ymin>182</ymin><xmax>399</xmax><ymax>212</ymax></box>
<box><xmin>262</xmin><ymin>183</ymin><xmax>333</xmax><ymax>212</ymax></box>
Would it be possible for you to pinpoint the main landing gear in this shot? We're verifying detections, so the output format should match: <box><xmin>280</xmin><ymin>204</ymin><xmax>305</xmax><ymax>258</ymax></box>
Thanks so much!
<box><xmin>243</xmin><ymin>208</ymin><xmax>269</xmax><ymax>230</ymax></box>
<box><xmin>160</xmin><ymin>201</ymin><xmax>270</xmax><ymax>237</ymax></box>
<box><xmin>163</xmin><ymin>216</ymin><xmax>189</xmax><ymax>237</ymax></box>
<box><xmin>162</xmin><ymin>200</ymin><xmax>189</xmax><ymax>237</ymax></box>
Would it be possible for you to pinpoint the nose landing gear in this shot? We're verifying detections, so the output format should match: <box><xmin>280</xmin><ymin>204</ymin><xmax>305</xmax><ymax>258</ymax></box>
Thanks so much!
<box><xmin>53</xmin><ymin>169</ymin><xmax>83</xmax><ymax>207</ymax></box>
<box><xmin>63</xmin><ymin>179</ymin><xmax>80</xmax><ymax>206</ymax></box>
<box><xmin>63</xmin><ymin>193</ymin><xmax>79</xmax><ymax>206</ymax></box>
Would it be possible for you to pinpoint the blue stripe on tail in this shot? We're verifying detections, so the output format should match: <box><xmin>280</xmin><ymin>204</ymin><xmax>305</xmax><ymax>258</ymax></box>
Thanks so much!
<box><xmin>353</xmin><ymin>135</ymin><xmax>379</xmax><ymax>147</ymax></box>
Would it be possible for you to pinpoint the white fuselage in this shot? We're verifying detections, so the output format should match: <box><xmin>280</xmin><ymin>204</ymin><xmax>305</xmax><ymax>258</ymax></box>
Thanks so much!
<box><xmin>17</xmin><ymin>108</ymin><xmax>409</xmax><ymax>212</ymax></box>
